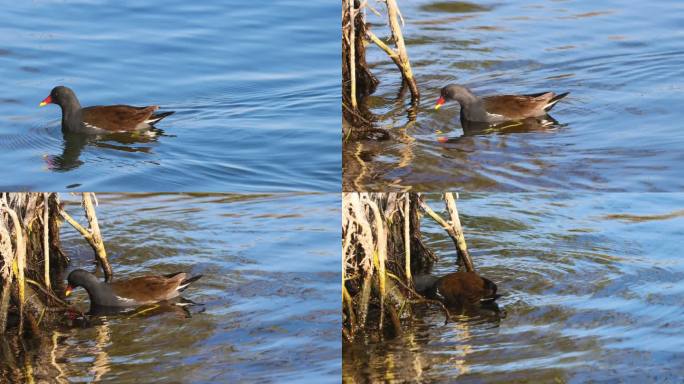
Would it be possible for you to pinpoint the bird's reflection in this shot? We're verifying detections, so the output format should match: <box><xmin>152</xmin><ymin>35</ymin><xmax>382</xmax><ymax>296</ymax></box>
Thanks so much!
<box><xmin>444</xmin><ymin>300</ymin><xmax>505</xmax><ymax>324</ymax></box>
<box><xmin>460</xmin><ymin>114</ymin><xmax>561</xmax><ymax>136</ymax></box>
<box><xmin>67</xmin><ymin>298</ymin><xmax>204</xmax><ymax>329</ymax></box>
<box><xmin>434</xmin><ymin>114</ymin><xmax>564</xmax><ymax>143</ymax></box>
<box><xmin>45</xmin><ymin>128</ymin><xmax>166</xmax><ymax>171</ymax></box>
<box><xmin>89</xmin><ymin>298</ymin><xmax>201</xmax><ymax>318</ymax></box>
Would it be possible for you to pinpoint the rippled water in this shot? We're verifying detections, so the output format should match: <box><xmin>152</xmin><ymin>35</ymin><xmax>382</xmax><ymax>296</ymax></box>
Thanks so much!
<box><xmin>0</xmin><ymin>193</ymin><xmax>339</xmax><ymax>383</ymax></box>
<box><xmin>0</xmin><ymin>1</ymin><xmax>339</xmax><ymax>191</ymax></box>
<box><xmin>343</xmin><ymin>193</ymin><xmax>684</xmax><ymax>382</ymax></box>
<box><xmin>343</xmin><ymin>0</ymin><xmax>684</xmax><ymax>191</ymax></box>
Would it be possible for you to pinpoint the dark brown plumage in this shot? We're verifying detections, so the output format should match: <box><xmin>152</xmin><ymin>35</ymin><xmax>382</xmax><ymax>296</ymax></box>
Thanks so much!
<box><xmin>40</xmin><ymin>86</ymin><xmax>174</xmax><ymax>133</ymax></box>
<box><xmin>66</xmin><ymin>269</ymin><xmax>202</xmax><ymax>308</ymax></box>
<box><xmin>435</xmin><ymin>84</ymin><xmax>569</xmax><ymax>123</ymax></box>
<box><xmin>421</xmin><ymin>272</ymin><xmax>499</xmax><ymax>308</ymax></box>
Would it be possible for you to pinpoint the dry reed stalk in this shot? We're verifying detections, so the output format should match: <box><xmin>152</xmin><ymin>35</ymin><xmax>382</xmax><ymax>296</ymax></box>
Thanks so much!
<box><xmin>350</xmin><ymin>196</ymin><xmax>374</xmax><ymax>315</ymax></box>
<box><xmin>368</xmin><ymin>0</ymin><xmax>420</xmax><ymax>105</ymax></box>
<box><xmin>0</xmin><ymin>193</ymin><xmax>79</xmax><ymax>336</ymax></box>
<box><xmin>342</xmin><ymin>0</ymin><xmax>378</xmax><ymax>129</ymax></box>
<box><xmin>366</xmin><ymin>196</ymin><xmax>387</xmax><ymax>334</ymax></box>
<box><xmin>1</xmin><ymin>205</ymin><xmax>26</xmax><ymax>335</ymax></box>
<box><xmin>403</xmin><ymin>194</ymin><xmax>411</xmax><ymax>283</ymax></box>
<box><xmin>418</xmin><ymin>194</ymin><xmax>475</xmax><ymax>272</ymax></box>
<box><xmin>344</xmin><ymin>193</ymin><xmax>448</xmax><ymax>339</ymax></box>
<box><xmin>43</xmin><ymin>193</ymin><xmax>50</xmax><ymax>290</ymax></box>
<box><xmin>60</xmin><ymin>193</ymin><xmax>112</xmax><ymax>282</ymax></box>
<box><xmin>444</xmin><ymin>193</ymin><xmax>474</xmax><ymax>272</ymax></box>
<box><xmin>0</xmin><ymin>218</ymin><xmax>14</xmax><ymax>334</ymax></box>
<box><xmin>347</xmin><ymin>0</ymin><xmax>357</xmax><ymax>109</ymax></box>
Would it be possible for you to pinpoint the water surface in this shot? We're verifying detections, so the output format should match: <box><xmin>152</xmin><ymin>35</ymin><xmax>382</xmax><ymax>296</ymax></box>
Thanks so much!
<box><xmin>343</xmin><ymin>0</ymin><xmax>684</xmax><ymax>191</ymax></box>
<box><xmin>0</xmin><ymin>1</ymin><xmax>339</xmax><ymax>191</ymax></box>
<box><xmin>343</xmin><ymin>193</ymin><xmax>684</xmax><ymax>382</ymax></box>
<box><xmin>1</xmin><ymin>193</ymin><xmax>340</xmax><ymax>383</ymax></box>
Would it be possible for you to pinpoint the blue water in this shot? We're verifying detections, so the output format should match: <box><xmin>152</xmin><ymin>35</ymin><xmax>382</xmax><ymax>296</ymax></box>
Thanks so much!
<box><xmin>47</xmin><ymin>193</ymin><xmax>339</xmax><ymax>383</ymax></box>
<box><xmin>0</xmin><ymin>1</ymin><xmax>339</xmax><ymax>191</ymax></box>
<box><xmin>343</xmin><ymin>0</ymin><xmax>684</xmax><ymax>191</ymax></box>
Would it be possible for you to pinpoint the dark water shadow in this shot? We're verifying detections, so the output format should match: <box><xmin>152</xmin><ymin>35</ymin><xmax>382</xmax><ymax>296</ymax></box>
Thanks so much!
<box><xmin>46</xmin><ymin>128</ymin><xmax>168</xmax><ymax>172</ymax></box>
<box><xmin>462</xmin><ymin>115</ymin><xmax>561</xmax><ymax>135</ymax></box>
<box><xmin>68</xmin><ymin>298</ymin><xmax>204</xmax><ymax>327</ymax></box>
<box><xmin>419</xmin><ymin>1</ymin><xmax>493</xmax><ymax>14</ymax></box>
<box><xmin>437</xmin><ymin>115</ymin><xmax>564</xmax><ymax>143</ymax></box>
<box><xmin>342</xmin><ymin>114</ymin><xmax>566</xmax><ymax>191</ymax></box>
<box><xmin>0</xmin><ymin>298</ymin><xmax>205</xmax><ymax>382</ymax></box>
<box><xmin>443</xmin><ymin>300</ymin><xmax>505</xmax><ymax>325</ymax></box>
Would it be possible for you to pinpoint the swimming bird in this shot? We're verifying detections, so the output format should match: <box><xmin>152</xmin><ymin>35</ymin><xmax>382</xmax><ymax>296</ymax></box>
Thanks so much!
<box><xmin>40</xmin><ymin>86</ymin><xmax>174</xmax><ymax>133</ymax></box>
<box><xmin>417</xmin><ymin>271</ymin><xmax>500</xmax><ymax>307</ymax></box>
<box><xmin>65</xmin><ymin>269</ymin><xmax>202</xmax><ymax>308</ymax></box>
<box><xmin>434</xmin><ymin>84</ymin><xmax>568</xmax><ymax>124</ymax></box>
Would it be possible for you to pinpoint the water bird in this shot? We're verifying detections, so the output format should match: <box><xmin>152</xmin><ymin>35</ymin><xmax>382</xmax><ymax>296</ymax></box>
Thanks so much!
<box><xmin>39</xmin><ymin>86</ymin><xmax>174</xmax><ymax>133</ymax></box>
<box><xmin>434</xmin><ymin>84</ymin><xmax>569</xmax><ymax>123</ymax></box>
<box><xmin>65</xmin><ymin>269</ymin><xmax>202</xmax><ymax>308</ymax></box>
<box><xmin>416</xmin><ymin>272</ymin><xmax>500</xmax><ymax>308</ymax></box>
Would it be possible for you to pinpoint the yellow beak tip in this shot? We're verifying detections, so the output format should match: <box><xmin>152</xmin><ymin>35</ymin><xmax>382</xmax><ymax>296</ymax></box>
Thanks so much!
<box><xmin>39</xmin><ymin>102</ymin><xmax>47</xmax><ymax>107</ymax></box>
<box><xmin>434</xmin><ymin>105</ymin><xmax>441</xmax><ymax>110</ymax></box>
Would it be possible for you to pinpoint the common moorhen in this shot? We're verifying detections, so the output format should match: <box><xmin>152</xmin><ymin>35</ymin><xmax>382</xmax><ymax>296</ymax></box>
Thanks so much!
<box><xmin>39</xmin><ymin>86</ymin><xmax>174</xmax><ymax>133</ymax></box>
<box><xmin>65</xmin><ymin>269</ymin><xmax>202</xmax><ymax>307</ymax></box>
<box><xmin>434</xmin><ymin>84</ymin><xmax>569</xmax><ymax>123</ymax></box>
<box><xmin>419</xmin><ymin>272</ymin><xmax>500</xmax><ymax>307</ymax></box>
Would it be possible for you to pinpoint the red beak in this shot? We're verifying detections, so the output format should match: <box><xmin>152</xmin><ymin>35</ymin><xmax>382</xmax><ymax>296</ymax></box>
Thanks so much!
<box><xmin>434</xmin><ymin>96</ymin><xmax>445</xmax><ymax>110</ymax></box>
<box><xmin>39</xmin><ymin>95</ymin><xmax>52</xmax><ymax>107</ymax></box>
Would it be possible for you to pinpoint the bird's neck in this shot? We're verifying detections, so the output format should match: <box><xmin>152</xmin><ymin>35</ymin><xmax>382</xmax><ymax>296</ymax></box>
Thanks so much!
<box><xmin>59</xmin><ymin>96</ymin><xmax>83</xmax><ymax>132</ymax></box>
<box><xmin>80</xmin><ymin>279</ymin><xmax>100</xmax><ymax>302</ymax></box>
<box><xmin>77</xmin><ymin>277</ymin><xmax>109</xmax><ymax>305</ymax></box>
<box><xmin>459</xmin><ymin>91</ymin><xmax>479</xmax><ymax>105</ymax></box>
<box><xmin>460</xmin><ymin>99</ymin><xmax>489</xmax><ymax>122</ymax></box>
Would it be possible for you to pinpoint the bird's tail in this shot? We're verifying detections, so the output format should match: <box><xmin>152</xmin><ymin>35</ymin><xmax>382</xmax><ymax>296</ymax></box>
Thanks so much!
<box><xmin>178</xmin><ymin>274</ymin><xmax>203</xmax><ymax>291</ymax></box>
<box><xmin>544</xmin><ymin>92</ymin><xmax>569</xmax><ymax>111</ymax></box>
<box><xmin>146</xmin><ymin>111</ymin><xmax>175</xmax><ymax>125</ymax></box>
